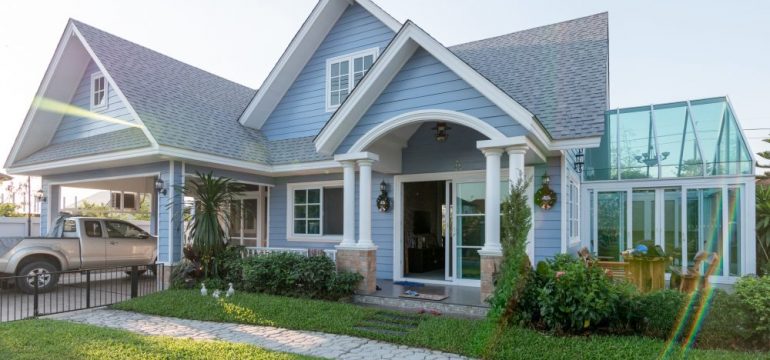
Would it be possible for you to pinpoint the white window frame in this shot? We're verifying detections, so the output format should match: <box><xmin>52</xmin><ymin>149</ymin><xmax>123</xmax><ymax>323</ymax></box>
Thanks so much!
<box><xmin>286</xmin><ymin>180</ymin><xmax>344</xmax><ymax>242</ymax></box>
<box><xmin>110</xmin><ymin>191</ymin><xmax>139</xmax><ymax>211</ymax></box>
<box><xmin>325</xmin><ymin>48</ymin><xmax>379</xmax><ymax>112</ymax></box>
<box><xmin>567</xmin><ymin>172</ymin><xmax>581</xmax><ymax>245</ymax></box>
<box><xmin>90</xmin><ymin>71</ymin><xmax>108</xmax><ymax>111</ymax></box>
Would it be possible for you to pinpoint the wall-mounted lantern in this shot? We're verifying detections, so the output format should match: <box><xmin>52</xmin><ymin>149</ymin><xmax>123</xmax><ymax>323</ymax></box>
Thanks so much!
<box><xmin>35</xmin><ymin>189</ymin><xmax>47</xmax><ymax>203</ymax></box>
<box><xmin>376</xmin><ymin>180</ymin><xmax>391</xmax><ymax>212</ymax></box>
<box><xmin>574</xmin><ymin>149</ymin><xmax>585</xmax><ymax>174</ymax></box>
<box><xmin>154</xmin><ymin>177</ymin><xmax>167</xmax><ymax>196</ymax></box>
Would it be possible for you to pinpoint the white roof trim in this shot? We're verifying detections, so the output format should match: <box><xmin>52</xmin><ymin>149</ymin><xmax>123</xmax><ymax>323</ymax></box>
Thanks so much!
<box><xmin>71</xmin><ymin>24</ymin><xmax>159</xmax><ymax>150</ymax></box>
<box><xmin>314</xmin><ymin>21</ymin><xmax>554</xmax><ymax>156</ymax></box>
<box><xmin>4</xmin><ymin>21</ymin><xmax>160</xmax><ymax>170</ymax></box>
<box><xmin>238</xmin><ymin>0</ymin><xmax>401</xmax><ymax>129</ymax></box>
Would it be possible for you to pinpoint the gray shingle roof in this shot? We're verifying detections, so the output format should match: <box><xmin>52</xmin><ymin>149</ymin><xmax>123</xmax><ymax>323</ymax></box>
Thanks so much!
<box><xmin>15</xmin><ymin>128</ymin><xmax>151</xmax><ymax>166</ymax></box>
<box><xmin>44</xmin><ymin>13</ymin><xmax>607</xmax><ymax>169</ymax></box>
<box><xmin>450</xmin><ymin>13</ymin><xmax>609</xmax><ymax>140</ymax></box>
<box><xmin>72</xmin><ymin>20</ymin><xmax>272</xmax><ymax>164</ymax></box>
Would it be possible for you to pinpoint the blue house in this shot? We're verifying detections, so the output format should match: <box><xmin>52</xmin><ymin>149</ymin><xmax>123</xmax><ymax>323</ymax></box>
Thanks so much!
<box><xmin>5</xmin><ymin>0</ymin><xmax>756</xmax><ymax>300</ymax></box>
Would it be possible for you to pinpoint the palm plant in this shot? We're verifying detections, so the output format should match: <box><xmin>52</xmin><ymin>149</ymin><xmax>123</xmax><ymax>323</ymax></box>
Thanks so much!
<box><xmin>178</xmin><ymin>171</ymin><xmax>243</xmax><ymax>277</ymax></box>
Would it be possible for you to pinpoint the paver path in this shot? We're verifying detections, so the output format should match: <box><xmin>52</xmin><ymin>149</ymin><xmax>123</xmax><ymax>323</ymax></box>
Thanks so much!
<box><xmin>47</xmin><ymin>308</ymin><xmax>471</xmax><ymax>360</ymax></box>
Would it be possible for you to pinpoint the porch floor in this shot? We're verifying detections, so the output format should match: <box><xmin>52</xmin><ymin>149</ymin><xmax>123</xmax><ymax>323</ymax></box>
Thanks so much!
<box><xmin>353</xmin><ymin>280</ymin><xmax>488</xmax><ymax>318</ymax></box>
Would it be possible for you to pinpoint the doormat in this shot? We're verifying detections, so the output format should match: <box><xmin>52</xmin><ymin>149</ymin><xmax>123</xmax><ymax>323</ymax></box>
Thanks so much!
<box><xmin>393</xmin><ymin>281</ymin><xmax>424</xmax><ymax>287</ymax></box>
<box><xmin>399</xmin><ymin>292</ymin><xmax>449</xmax><ymax>301</ymax></box>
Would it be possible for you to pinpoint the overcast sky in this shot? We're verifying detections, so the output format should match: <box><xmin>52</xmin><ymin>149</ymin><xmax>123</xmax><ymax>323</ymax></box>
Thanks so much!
<box><xmin>1</xmin><ymin>0</ymin><xmax>769</xmax><ymax>175</ymax></box>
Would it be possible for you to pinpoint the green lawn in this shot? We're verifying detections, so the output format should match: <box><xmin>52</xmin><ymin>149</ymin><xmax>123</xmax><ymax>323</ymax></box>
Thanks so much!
<box><xmin>0</xmin><ymin>319</ymin><xmax>316</xmax><ymax>360</ymax></box>
<box><xmin>113</xmin><ymin>290</ymin><xmax>765</xmax><ymax>359</ymax></box>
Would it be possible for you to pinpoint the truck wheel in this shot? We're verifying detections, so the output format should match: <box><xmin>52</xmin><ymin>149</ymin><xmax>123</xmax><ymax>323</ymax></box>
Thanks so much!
<box><xmin>16</xmin><ymin>261</ymin><xmax>60</xmax><ymax>294</ymax></box>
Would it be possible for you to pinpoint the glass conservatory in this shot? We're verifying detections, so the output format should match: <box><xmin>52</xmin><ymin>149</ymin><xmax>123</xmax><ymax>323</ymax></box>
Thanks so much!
<box><xmin>581</xmin><ymin>97</ymin><xmax>756</xmax><ymax>281</ymax></box>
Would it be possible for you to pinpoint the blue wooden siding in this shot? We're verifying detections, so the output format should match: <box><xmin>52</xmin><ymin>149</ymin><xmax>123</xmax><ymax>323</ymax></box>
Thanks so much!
<box><xmin>51</xmin><ymin>61</ymin><xmax>137</xmax><ymax>144</ymax></box>
<box><xmin>402</xmin><ymin>123</ymin><xmax>489</xmax><ymax>174</ymax></box>
<box><xmin>336</xmin><ymin>48</ymin><xmax>528</xmax><ymax>154</ymax></box>
<box><xmin>268</xmin><ymin>171</ymin><xmax>394</xmax><ymax>279</ymax></box>
<box><xmin>533</xmin><ymin>157</ymin><xmax>563</xmax><ymax>263</ymax></box>
<box><xmin>261</xmin><ymin>4</ymin><xmax>396</xmax><ymax>140</ymax></box>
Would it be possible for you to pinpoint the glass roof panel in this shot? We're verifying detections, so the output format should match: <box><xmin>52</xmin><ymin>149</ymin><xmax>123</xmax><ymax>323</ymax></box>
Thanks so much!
<box><xmin>654</xmin><ymin>102</ymin><xmax>703</xmax><ymax>177</ymax></box>
<box><xmin>618</xmin><ymin>107</ymin><xmax>657</xmax><ymax>179</ymax></box>
<box><xmin>585</xmin><ymin>97</ymin><xmax>752</xmax><ymax>181</ymax></box>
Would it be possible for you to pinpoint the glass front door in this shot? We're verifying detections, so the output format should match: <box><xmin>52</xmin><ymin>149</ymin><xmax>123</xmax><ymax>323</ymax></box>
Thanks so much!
<box><xmin>228</xmin><ymin>191</ymin><xmax>263</xmax><ymax>247</ymax></box>
<box><xmin>454</xmin><ymin>182</ymin><xmax>485</xmax><ymax>280</ymax></box>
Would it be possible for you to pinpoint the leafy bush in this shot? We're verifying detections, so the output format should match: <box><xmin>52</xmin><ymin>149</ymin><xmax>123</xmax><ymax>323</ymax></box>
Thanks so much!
<box><xmin>523</xmin><ymin>254</ymin><xmax>636</xmax><ymax>333</ymax></box>
<box><xmin>734</xmin><ymin>275</ymin><xmax>770</xmax><ymax>332</ymax></box>
<box><xmin>214</xmin><ymin>245</ymin><xmax>244</xmax><ymax>287</ymax></box>
<box><xmin>241</xmin><ymin>252</ymin><xmax>361</xmax><ymax>300</ymax></box>
<box><xmin>634</xmin><ymin>289</ymin><xmax>686</xmax><ymax>338</ymax></box>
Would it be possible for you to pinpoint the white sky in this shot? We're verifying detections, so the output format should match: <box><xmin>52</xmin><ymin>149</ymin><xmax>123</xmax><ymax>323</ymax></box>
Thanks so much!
<box><xmin>1</xmin><ymin>0</ymin><xmax>769</xmax><ymax>182</ymax></box>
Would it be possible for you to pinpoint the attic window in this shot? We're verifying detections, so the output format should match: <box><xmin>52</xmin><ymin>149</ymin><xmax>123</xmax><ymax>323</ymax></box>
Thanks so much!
<box><xmin>326</xmin><ymin>48</ymin><xmax>378</xmax><ymax>112</ymax></box>
<box><xmin>90</xmin><ymin>71</ymin><xmax>108</xmax><ymax>110</ymax></box>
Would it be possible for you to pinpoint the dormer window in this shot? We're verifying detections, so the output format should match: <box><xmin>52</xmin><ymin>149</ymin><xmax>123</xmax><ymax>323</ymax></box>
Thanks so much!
<box><xmin>90</xmin><ymin>71</ymin><xmax>108</xmax><ymax>110</ymax></box>
<box><xmin>325</xmin><ymin>48</ymin><xmax>378</xmax><ymax>112</ymax></box>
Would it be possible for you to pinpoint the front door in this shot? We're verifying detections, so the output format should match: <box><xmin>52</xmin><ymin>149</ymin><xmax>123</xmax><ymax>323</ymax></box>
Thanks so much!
<box><xmin>402</xmin><ymin>181</ymin><xmax>448</xmax><ymax>281</ymax></box>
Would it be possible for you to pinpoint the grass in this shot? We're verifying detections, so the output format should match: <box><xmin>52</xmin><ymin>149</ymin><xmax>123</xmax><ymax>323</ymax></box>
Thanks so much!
<box><xmin>113</xmin><ymin>290</ymin><xmax>766</xmax><ymax>359</ymax></box>
<box><xmin>0</xmin><ymin>319</ymin><xmax>316</xmax><ymax>360</ymax></box>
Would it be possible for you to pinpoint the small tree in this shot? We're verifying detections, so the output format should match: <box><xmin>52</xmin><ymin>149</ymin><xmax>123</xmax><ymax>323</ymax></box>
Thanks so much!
<box><xmin>757</xmin><ymin>133</ymin><xmax>770</xmax><ymax>179</ymax></box>
<box><xmin>488</xmin><ymin>178</ymin><xmax>532</xmax><ymax>322</ymax></box>
<box><xmin>178</xmin><ymin>172</ymin><xmax>243</xmax><ymax>277</ymax></box>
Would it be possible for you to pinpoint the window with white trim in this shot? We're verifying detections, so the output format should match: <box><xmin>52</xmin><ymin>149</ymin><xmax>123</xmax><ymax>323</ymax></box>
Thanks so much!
<box><xmin>567</xmin><ymin>176</ymin><xmax>580</xmax><ymax>243</ymax></box>
<box><xmin>326</xmin><ymin>48</ymin><xmax>378</xmax><ymax>111</ymax></box>
<box><xmin>287</xmin><ymin>181</ymin><xmax>343</xmax><ymax>241</ymax></box>
<box><xmin>90</xmin><ymin>72</ymin><xmax>108</xmax><ymax>110</ymax></box>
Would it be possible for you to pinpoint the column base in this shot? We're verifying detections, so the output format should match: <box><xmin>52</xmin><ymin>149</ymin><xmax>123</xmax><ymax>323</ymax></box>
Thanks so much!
<box><xmin>336</xmin><ymin>248</ymin><xmax>377</xmax><ymax>294</ymax></box>
<box><xmin>480</xmin><ymin>254</ymin><xmax>504</xmax><ymax>303</ymax></box>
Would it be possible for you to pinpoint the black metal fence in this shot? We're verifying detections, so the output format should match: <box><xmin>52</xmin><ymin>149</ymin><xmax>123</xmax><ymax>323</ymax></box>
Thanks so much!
<box><xmin>0</xmin><ymin>264</ymin><xmax>165</xmax><ymax>322</ymax></box>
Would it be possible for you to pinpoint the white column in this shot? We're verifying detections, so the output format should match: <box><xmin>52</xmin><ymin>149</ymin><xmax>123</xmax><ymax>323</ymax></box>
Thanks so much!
<box><xmin>338</xmin><ymin>161</ymin><xmax>357</xmax><ymax>248</ymax></box>
<box><xmin>357</xmin><ymin>159</ymin><xmax>376</xmax><ymax>249</ymax></box>
<box><xmin>480</xmin><ymin>148</ymin><xmax>503</xmax><ymax>255</ymax></box>
<box><xmin>506</xmin><ymin>146</ymin><xmax>526</xmax><ymax>186</ymax></box>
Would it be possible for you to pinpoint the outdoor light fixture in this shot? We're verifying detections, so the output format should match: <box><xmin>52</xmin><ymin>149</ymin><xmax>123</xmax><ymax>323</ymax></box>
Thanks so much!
<box><xmin>376</xmin><ymin>180</ymin><xmax>391</xmax><ymax>212</ymax></box>
<box><xmin>574</xmin><ymin>149</ymin><xmax>585</xmax><ymax>174</ymax></box>
<box><xmin>432</xmin><ymin>122</ymin><xmax>451</xmax><ymax>142</ymax></box>
<box><xmin>35</xmin><ymin>189</ymin><xmax>46</xmax><ymax>203</ymax></box>
<box><xmin>154</xmin><ymin>178</ymin><xmax>167</xmax><ymax>195</ymax></box>
<box><xmin>635</xmin><ymin>149</ymin><xmax>670</xmax><ymax>167</ymax></box>
<box><xmin>541</xmin><ymin>172</ymin><xmax>551</xmax><ymax>186</ymax></box>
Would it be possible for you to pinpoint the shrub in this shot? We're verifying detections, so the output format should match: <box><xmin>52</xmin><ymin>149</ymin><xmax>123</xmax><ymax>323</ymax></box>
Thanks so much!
<box><xmin>214</xmin><ymin>245</ymin><xmax>244</xmax><ymax>287</ymax></box>
<box><xmin>635</xmin><ymin>289</ymin><xmax>686</xmax><ymax>338</ymax></box>
<box><xmin>522</xmin><ymin>255</ymin><xmax>635</xmax><ymax>333</ymax></box>
<box><xmin>734</xmin><ymin>275</ymin><xmax>770</xmax><ymax>333</ymax></box>
<box><xmin>241</xmin><ymin>252</ymin><xmax>361</xmax><ymax>300</ymax></box>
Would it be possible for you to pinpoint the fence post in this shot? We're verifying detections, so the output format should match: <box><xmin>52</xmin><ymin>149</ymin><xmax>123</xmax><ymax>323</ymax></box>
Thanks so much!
<box><xmin>33</xmin><ymin>274</ymin><xmax>39</xmax><ymax>317</ymax></box>
<box><xmin>86</xmin><ymin>270</ymin><xmax>91</xmax><ymax>309</ymax></box>
<box><xmin>160</xmin><ymin>264</ymin><xmax>165</xmax><ymax>291</ymax></box>
<box><xmin>130</xmin><ymin>266</ymin><xmax>139</xmax><ymax>298</ymax></box>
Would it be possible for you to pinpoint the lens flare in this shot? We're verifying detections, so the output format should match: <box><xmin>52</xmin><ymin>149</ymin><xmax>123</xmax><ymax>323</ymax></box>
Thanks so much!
<box><xmin>34</xmin><ymin>96</ymin><xmax>143</xmax><ymax>129</ymax></box>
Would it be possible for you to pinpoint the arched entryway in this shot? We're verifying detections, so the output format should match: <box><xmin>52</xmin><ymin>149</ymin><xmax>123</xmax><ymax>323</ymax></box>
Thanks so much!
<box><xmin>333</xmin><ymin>109</ymin><xmax>535</xmax><ymax>299</ymax></box>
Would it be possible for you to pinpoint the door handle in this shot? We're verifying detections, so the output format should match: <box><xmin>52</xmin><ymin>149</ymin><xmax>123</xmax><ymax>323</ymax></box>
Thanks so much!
<box><xmin>110</xmin><ymin>241</ymin><xmax>118</xmax><ymax>245</ymax></box>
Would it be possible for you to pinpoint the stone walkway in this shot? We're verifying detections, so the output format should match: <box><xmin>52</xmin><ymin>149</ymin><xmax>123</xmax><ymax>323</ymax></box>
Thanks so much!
<box><xmin>47</xmin><ymin>309</ymin><xmax>470</xmax><ymax>360</ymax></box>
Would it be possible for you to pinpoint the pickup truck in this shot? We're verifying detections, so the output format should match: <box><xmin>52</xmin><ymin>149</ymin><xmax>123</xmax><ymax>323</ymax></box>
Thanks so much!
<box><xmin>0</xmin><ymin>215</ymin><xmax>157</xmax><ymax>293</ymax></box>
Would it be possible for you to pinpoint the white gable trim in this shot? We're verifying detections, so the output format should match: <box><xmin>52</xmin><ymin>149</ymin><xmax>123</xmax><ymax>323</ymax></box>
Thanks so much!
<box><xmin>314</xmin><ymin>21</ymin><xmax>553</xmax><ymax>156</ymax></box>
<box><xmin>238</xmin><ymin>0</ymin><xmax>401</xmax><ymax>129</ymax></box>
<box><xmin>348</xmin><ymin>109</ymin><xmax>506</xmax><ymax>153</ymax></box>
<box><xmin>5</xmin><ymin>24</ymin><xmax>82</xmax><ymax>169</ymax></box>
<box><xmin>71</xmin><ymin>24</ymin><xmax>159</xmax><ymax>150</ymax></box>
<box><xmin>4</xmin><ymin>21</ymin><xmax>159</xmax><ymax>170</ymax></box>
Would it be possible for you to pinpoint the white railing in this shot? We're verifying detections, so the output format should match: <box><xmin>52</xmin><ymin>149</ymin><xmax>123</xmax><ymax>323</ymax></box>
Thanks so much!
<box><xmin>241</xmin><ymin>247</ymin><xmax>337</xmax><ymax>262</ymax></box>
